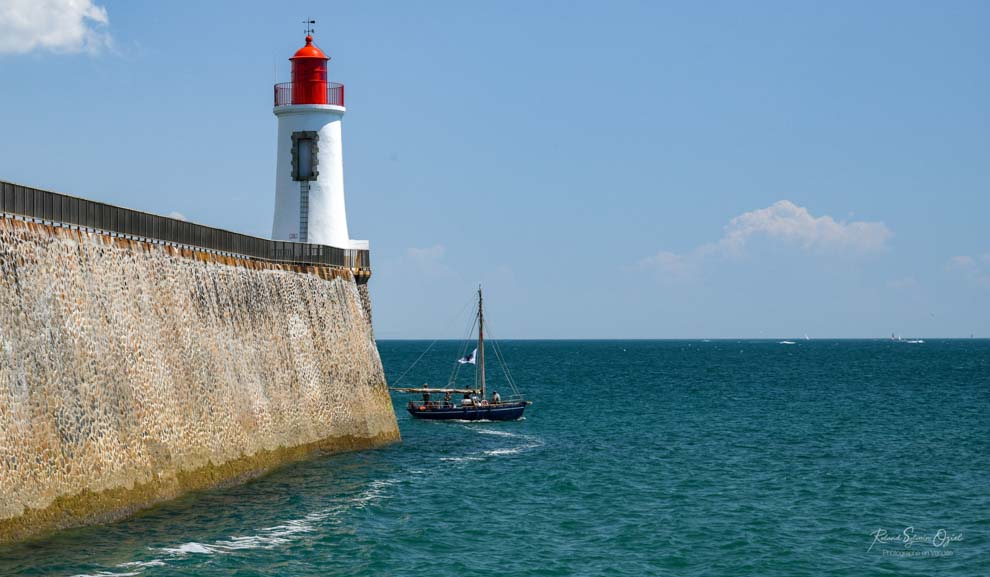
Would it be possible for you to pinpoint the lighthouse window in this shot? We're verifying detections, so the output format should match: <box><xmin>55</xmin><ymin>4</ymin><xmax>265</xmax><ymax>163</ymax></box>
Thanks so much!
<box><xmin>291</xmin><ymin>131</ymin><xmax>319</xmax><ymax>181</ymax></box>
<box><xmin>298</xmin><ymin>140</ymin><xmax>313</xmax><ymax>179</ymax></box>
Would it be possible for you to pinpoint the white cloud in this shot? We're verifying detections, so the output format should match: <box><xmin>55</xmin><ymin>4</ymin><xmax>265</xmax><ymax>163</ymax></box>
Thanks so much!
<box><xmin>946</xmin><ymin>253</ymin><xmax>990</xmax><ymax>287</ymax></box>
<box><xmin>0</xmin><ymin>0</ymin><xmax>111</xmax><ymax>55</ymax></box>
<box><xmin>886</xmin><ymin>276</ymin><xmax>918</xmax><ymax>290</ymax></box>
<box><xmin>407</xmin><ymin>245</ymin><xmax>445</xmax><ymax>261</ymax></box>
<box><xmin>167</xmin><ymin>211</ymin><xmax>188</xmax><ymax>222</ymax></box>
<box><xmin>405</xmin><ymin>244</ymin><xmax>456</xmax><ymax>277</ymax></box>
<box><xmin>636</xmin><ymin>250</ymin><xmax>694</xmax><ymax>281</ymax></box>
<box><xmin>638</xmin><ymin>200</ymin><xmax>892</xmax><ymax>280</ymax></box>
<box><xmin>947</xmin><ymin>255</ymin><xmax>975</xmax><ymax>268</ymax></box>
<box><xmin>716</xmin><ymin>200</ymin><xmax>891</xmax><ymax>255</ymax></box>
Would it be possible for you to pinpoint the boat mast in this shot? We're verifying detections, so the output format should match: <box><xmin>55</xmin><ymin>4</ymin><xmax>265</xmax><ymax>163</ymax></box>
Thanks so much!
<box><xmin>478</xmin><ymin>284</ymin><xmax>485</xmax><ymax>399</ymax></box>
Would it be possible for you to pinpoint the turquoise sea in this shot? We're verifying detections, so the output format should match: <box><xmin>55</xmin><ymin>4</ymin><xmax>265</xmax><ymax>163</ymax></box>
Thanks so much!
<box><xmin>2</xmin><ymin>340</ymin><xmax>988</xmax><ymax>576</ymax></box>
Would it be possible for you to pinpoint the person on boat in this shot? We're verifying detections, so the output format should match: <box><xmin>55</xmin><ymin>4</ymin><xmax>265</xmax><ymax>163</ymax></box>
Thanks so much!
<box><xmin>422</xmin><ymin>392</ymin><xmax>431</xmax><ymax>409</ymax></box>
<box><xmin>462</xmin><ymin>393</ymin><xmax>473</xmax><ymax>407</ymax></box>
<box><xmin>492</xmin><ymin>391</ymin><xmax>501</xmax><ymax>405</ymax></box>
<box><xmin>443</xmin><ymin>391</ymin><xmax>452</xmax><ymax>408</ymax></box>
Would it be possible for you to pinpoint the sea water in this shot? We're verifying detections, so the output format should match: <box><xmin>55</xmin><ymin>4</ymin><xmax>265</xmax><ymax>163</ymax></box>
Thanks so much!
<box><xmin>1</xmin><ymin>340</ymin><xmax>987</xmax><ymax>576</ymax></box>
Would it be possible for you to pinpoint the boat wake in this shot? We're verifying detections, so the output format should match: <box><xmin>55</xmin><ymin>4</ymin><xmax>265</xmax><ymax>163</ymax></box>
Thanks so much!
<box><xmin>484</xmin><ymin>447</ymin><xmax>529</xmax><ymax>456</ymax></box>
<box><xmin>438</xmin><ymin>455</ymin><xmax>484</xmax><ymax>463</ymax></box>
<box><xmin>69</xmin><ymin>479</ymin><xmax>399</xmax><ymax>577</ymax></box>
<box><xmin>440</xmin><ymin>428</ymin><xmax>543</xmax><ymax>462</ymax></box>
<box><xmin>472</xmin><ymin>426</ymin><xmax>545</xmax><ymax>457</ymax></box>
<box><xmin>471</xmin><ymin>427</ymin><xmax>524</xmax><ymax>438</ymax></box>
<box><xmin>68</xmin><ymin>428</ymin><xmax>544</xmax><ymax>577</ymax></box>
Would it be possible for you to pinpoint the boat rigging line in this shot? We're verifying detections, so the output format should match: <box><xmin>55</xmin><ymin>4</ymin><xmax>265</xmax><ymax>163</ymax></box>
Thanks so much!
<box><xmin>482</xmin><ymin>318</ymin><xmax>522</xmax><ymax>398</ymax></box>
<box><xmin>386</xmin><ymin>292</ymin><xmax>476</xmax><ymax>386</ymax></box>
<box><xmin>447</xmin><ymin>302</ymin><xmax>478</xmax><ymax>387</ymax></box>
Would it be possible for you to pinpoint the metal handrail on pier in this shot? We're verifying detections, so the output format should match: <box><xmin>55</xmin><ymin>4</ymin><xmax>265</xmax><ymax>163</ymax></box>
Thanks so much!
<box><xmin>0</xmin><ymin>180</ymin><xmax>370</xmax><ymax>273</ymax></box>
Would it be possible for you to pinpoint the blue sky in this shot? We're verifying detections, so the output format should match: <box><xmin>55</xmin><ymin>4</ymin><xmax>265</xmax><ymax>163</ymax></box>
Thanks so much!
<box><xmin>1</xmin><ymin>1</ymin><xmax>987</xmax><ymax>338</ymax></box>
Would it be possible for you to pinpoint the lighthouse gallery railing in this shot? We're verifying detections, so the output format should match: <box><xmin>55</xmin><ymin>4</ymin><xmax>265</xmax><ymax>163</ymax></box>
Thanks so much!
<box><xmin>0</xmin><ymin>180</ymin><xmax>369</xmax><ymax>272</ymax></box>
<box><xmin>273</xmin><ymin>82</ymin><xmax>345</xmax><ymax>107</ymax></box>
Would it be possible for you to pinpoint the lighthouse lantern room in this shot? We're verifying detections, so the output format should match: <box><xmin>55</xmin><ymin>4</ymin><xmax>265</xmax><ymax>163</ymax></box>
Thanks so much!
<box><xmin>271</xmin><ymin>30</ymin><xmax>364</xmax><ymax>250</ymax></box>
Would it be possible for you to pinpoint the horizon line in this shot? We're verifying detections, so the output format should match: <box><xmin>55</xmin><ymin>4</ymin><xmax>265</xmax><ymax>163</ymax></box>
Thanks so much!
<box><xmin>375</xmin><ymin>336</ymin><xmax>985</xmax><ymax>341</ymax></box>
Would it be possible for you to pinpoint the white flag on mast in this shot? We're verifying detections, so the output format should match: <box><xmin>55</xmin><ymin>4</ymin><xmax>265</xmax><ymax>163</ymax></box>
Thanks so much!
<box><xmin>458</xmin><ymin>348</ymin><xmax>477</xmax><ymax>364</ymax></box>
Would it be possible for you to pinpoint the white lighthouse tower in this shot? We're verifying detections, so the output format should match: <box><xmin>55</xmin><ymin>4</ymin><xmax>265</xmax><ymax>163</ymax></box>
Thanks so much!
<box><xmin>271</xmin><ymin>32</ymin><xmax>365</xmax><ymax>250</ymax></box>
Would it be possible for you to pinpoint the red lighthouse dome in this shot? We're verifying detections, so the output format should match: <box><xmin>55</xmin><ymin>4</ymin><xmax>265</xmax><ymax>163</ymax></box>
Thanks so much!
<box><xmin>292</xmin><ymin>34</ymin><xmax>327</xmax><ymax>60</ymax></box>
<box><xmin>281</xmin><ymin>34</ymin><xmax>341</xmax><ymax>106</ymax></box>
<box><xmin>273</xmin><ymin>33</ymin><xmax>344</xmax><ymax>108</ymax></box>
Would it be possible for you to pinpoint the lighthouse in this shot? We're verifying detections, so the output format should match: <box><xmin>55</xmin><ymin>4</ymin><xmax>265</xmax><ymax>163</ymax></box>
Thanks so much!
<box><xmin>271</xmin><ymin>32</ymin><xmax>365</xmax><ymax>250</ymax></box>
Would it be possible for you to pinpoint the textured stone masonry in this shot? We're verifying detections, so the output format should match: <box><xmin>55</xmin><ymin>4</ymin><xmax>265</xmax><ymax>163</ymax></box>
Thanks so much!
<box><xmin>0</xmin><ymin>217</ymin><xmax>399</xmax><ymax>543</ymax></box>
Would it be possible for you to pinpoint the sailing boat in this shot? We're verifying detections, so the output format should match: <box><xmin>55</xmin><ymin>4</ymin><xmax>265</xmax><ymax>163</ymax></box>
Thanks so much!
<box><xmin>390</xmin><ymin>286</ymin><xmax>531</xmax><ymax>421</ymax></box>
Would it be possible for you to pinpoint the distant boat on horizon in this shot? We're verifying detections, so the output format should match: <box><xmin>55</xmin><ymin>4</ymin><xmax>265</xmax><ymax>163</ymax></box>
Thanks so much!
<box><xmin>890</xmin><ymin>331</ymin><xmax>925</xmax><ymax>344</ymax></box>
<box><xmin>779</xmin><ymin>340</ymin><xmax>796</xmax><ymax>345</ymax></box>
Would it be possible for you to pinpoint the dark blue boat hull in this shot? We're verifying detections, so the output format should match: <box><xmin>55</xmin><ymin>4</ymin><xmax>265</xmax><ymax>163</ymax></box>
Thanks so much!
<box><xmin>407</xmin><ymin>401</ymin><xmax>527</xmax><ymax>421</ymax></box>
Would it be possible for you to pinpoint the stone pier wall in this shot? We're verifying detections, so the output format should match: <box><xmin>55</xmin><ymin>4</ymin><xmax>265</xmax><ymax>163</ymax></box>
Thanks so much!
<box><xmin>0</xmin><ymin>217</ymin><xmax>399</xmax><ymax>543</ymax></box>
<box><xmin>357</xmin><ymin>283</ymin><xmax>374</xmax><ymax>335</ymax></box>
